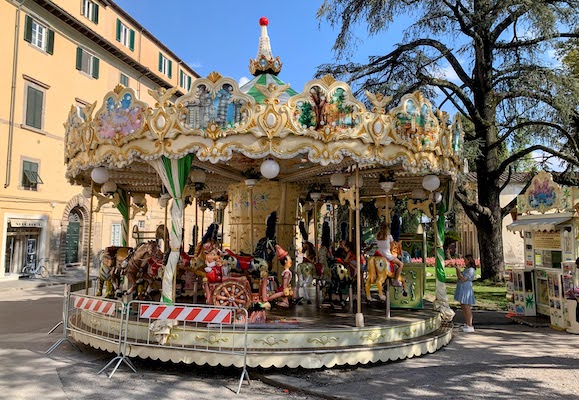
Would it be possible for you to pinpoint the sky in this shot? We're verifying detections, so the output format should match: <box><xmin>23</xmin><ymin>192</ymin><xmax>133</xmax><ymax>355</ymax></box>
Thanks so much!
<box><xmin>113</xmin><ymin>0</ymin><xmax>405</xmax><ymax>93</ymax></box>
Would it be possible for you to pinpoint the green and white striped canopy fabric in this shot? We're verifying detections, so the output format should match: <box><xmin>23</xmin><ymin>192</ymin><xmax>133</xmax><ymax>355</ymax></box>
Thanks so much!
<box><xmin>240</xmin><ymin>73</ymin><xmax>298</xmax><ymax>104</ymax></box>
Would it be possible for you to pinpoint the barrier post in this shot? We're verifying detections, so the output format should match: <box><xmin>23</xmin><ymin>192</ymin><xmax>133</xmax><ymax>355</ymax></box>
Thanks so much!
<box><xmin>97</xmin><ymin>301</ymin><xmax>137</xmax><ymax>378</ymax></box>
<box><xmin>46</xmin><ymin>284</ymin><xmax>81</xmax><ymax>354</ymax></box>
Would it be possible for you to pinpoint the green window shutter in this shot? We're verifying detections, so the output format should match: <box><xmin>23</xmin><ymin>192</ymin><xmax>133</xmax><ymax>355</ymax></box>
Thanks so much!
<box><xmin>158</xmin><ymin>53</ymin><xmax>162</xmax><ymax>72</ymax></box>
<box><xmin>75</xmin><ymin>47</ymin><xmax>82</xmax><ymax>70</ymax></box>
<box><xmin>46</xmin><ymin>29</ymin><xmax>54</xmax><ymax>55</ymax></box>
<box><xmin>24</xmin><ymin>15</ymin><xmax>33</xmax><ymax>43</ymax></box>
<box><xmin>129</xmin><ymin>29</ymin><xmax>135</xmax><ymax>51</ymax></box>
<box><xmin>168</xmin><ymin>60</ymin><xmax>172</xmax><ymax>78</ymax></box>
<box><xmin>26</xmin><ymin>86</ymin><xmax>43</xmax><ymax>129</ymax></box>
<box><xmin>92</xmin><ymin>57</ymin><xmax>99</xmax><ymax>79</ymax></box>
<box><xmin>92</xmin><ymin>4</ymin><xmax>99</xmax><ymax>24</ymax></box>
<box><xmin>116</xmin><ymin>19</ymin><xmax>121</xmax><ymax>42</ymax></box>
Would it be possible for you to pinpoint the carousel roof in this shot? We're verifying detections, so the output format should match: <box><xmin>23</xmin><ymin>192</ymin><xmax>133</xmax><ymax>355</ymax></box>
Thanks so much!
<box><xmin>63</xmin><ymin>18</ymin><xmax>464</xmax><ymax>201</ymax></box>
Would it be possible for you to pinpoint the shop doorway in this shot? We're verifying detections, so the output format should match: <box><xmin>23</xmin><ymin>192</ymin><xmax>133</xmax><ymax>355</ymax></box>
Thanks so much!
<box><xmin>4</xmin><ymin>228</ymin><xmax>41</xmax><ymax>274</ymax></box>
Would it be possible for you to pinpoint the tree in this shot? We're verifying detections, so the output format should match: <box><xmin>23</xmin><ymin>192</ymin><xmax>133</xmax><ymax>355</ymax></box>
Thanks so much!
<box><xmin>317</xmin><ymin>0</ymin><xmax>579</xmax><ymax>280</ymax></box>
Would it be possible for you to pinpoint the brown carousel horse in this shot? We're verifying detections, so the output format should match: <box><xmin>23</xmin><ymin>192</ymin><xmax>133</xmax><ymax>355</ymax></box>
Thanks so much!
<box><xmin>120</xmin><ymin>240</ymin><xmax>164</xmax><ymax>298</ymax></box>
<box><xmin>97</xmin><ymin>246</ymin><xmax>133</xmax><ymax>298</ymax></box>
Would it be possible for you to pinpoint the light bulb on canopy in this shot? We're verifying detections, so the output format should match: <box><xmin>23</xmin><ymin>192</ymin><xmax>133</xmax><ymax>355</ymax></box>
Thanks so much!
<box><xmin>91</xmin><ymin>167</ymin><xmax>109</xmax><ymax>184</ymax></box>
<box><xmin>422</xmin><ymin>175</ymin><xmax>440</xmax><ymax>192</ymax></box>
<box><xmin>330</xmin><ymin>173</ymin><xmax>346</xmax><ymax>188</ymax></box>
<box><xmin>260</xmin><ymin>159</ymin><xmax>280</xmax><ymax>179</ymax></box>
<box><xmin>101</xmin><ymin>180</ymin><xmax>117</xmax><ymax>195</ymax></box>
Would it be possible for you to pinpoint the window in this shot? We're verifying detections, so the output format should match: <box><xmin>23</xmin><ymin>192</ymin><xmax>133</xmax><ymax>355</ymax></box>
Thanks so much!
<box><xmin>25</xmin><ymin>85</ymin><xmax>44</xmax><ymax>130</ymax></box>
<box><xmin>81</xmin><ymin>0</ymin><xmax>99</xmax><ymax>24</ymax></box>
<box><xmin>116</xmin><ymin>19</ymin><xmax>135</xmax><ymax>51</ymax></box>
<box><xmin>180</xmin><ymin>70</ymin><xmax>191</xmax><ymax>91</ymax></box>
<box><xmin>111</xmin><ymin>224</ymin><xmax>121</xmax><ymax>246</ymax></box>
<box><xmin>24</xmin><ymin>15</ymin><xmax>54</xmax><ymax>54</ymax></box>
<box><xmin>138</xmin><ymin>220</ymin><xmax>145</xmax><ymax>229</ymax></box>
<box><xmin>158</xmin><ymin>53</ymin><xmax>172</xmax><ymax>78</ymax></box>
<box><xmin>21</xmin><ymin>160</ymin><xmax>43</xmax><ymax>191</ymax></box>
<box><xmin>75</xmin><ymin>47</ymin><xmax>99</xmax><ymax>79</ymax></box>
<box><xmin>120</xmin><ymin>73</ymin><xmax>129</xmax><ymax>86</ymax></box>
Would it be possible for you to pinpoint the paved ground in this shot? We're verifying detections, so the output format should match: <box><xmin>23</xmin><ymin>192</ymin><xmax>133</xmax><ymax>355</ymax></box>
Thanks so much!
<box><xmin>1</xmin><ymin>270</ymin><xmax>578</xmax><ymax>399</ymax></box>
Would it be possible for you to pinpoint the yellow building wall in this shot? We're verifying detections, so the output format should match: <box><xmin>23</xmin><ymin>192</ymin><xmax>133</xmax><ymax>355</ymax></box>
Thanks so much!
<box><xmin>0</xmin><ymin>0</ymin><xmax>198</xmax><ymax>279</ymax></box>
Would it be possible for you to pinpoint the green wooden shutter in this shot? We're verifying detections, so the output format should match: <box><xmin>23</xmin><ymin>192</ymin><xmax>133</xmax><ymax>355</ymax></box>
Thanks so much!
<box><xmin>158</xmin><ymin>53</ymin><xmax>163</xmax><ymax>72</ymax></box>
<box><xmin>24</xmin><ymin>15</ymin><xmax>33</xmax><ymax>43</ymax></box>
<box><xmin>46</xmin><ymin>29</ymin><xmax>54</xmax><ymax>55</ymax></box>
<box><xmin>168</xmin><ymin>60</ymin><xmax>172</xmax><ymax>78</ymax></box>
<box><xmin>75</xmin><ymin>47</ymin><xmax>82</xmax><ymax>70</ymax></box>
<box><xmin>92</xmin><ymin>3</ymin><xmax>99</xmax><ymax>24</ymax></box>
<box><xmin>116</xmin><ymin>19</ymin><xmax>121</xmax><ymax>42</ymax></box>
<box><xmin>26</xmin><ymin>86</ymin><xmax>43</xmax><ymax>129</ymax></box>
<box><xmin>129</xmin><ymin>29</ymin><xmax>135</xmax><ymax>51</ymax></box>
<box><xmin>92</xmin><ymin>57</ymin><xmax>99</xmax><ymax>79</ymax></box>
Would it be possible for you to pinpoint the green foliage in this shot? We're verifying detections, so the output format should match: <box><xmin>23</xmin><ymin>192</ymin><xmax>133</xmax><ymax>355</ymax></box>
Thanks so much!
<box><xmin>298</xmin><ymin>102</ymin><xmax>316</xmax><ymax>128</ymax></box>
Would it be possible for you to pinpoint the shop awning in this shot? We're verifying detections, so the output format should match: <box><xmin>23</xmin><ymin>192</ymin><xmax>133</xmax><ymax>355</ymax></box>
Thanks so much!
<box><xmin>506</xmin><ymin>215</ymin><xmax>573</xmax><ymax>232</ymax></box>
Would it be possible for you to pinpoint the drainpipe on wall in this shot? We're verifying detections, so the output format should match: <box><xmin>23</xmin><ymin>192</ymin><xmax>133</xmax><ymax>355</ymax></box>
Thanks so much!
<box><xmin>5</xmin><ymin>0</ymin><xmax>27</xmax><ymax>188</ymax></box>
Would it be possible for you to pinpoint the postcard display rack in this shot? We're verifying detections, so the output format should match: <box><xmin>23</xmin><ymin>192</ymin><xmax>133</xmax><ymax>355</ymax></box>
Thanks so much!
<box><xmin>563</xmin><ymin>261</ymin><xmax>579</xmax><ymax>334</ymax></box>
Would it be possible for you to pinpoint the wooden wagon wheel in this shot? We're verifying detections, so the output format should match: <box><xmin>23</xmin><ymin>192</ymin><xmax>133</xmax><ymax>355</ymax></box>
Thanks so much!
<box><xmin>213</xmin><ymin>280</ymin><xmax>250</xmax><ymax>309</ymax></box>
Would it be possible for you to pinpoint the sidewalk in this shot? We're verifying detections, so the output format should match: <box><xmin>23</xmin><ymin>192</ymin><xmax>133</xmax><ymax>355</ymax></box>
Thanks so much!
<box><xmin>0</xmin><ymin>267</ymin><xmax>96</xmax><ymax>292</ymax></box>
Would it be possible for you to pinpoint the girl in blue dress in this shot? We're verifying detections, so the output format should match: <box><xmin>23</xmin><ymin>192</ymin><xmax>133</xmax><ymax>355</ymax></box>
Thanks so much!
<box><xmin>454</xmin><ymin>254</ymin><xmax>477</xmax><ymax>332</ymax></box>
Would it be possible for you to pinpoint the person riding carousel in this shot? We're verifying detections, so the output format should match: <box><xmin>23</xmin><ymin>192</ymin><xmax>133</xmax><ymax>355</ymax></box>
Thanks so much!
<box><xmin>374</xmin><ymin>220</ymin><xmax>404</xmax><ymax>287</ymax></box>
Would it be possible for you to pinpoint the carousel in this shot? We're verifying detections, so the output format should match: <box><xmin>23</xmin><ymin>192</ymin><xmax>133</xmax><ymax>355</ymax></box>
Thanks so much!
<box><xmin>61</xmin><ymin>17</ymin><xmax>463</xmax><ymax>370</ymax></box>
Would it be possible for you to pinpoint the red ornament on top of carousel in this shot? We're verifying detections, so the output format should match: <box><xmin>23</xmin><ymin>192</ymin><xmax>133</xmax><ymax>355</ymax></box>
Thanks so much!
<box><xmin>259</xmin><ymin>16</ymin><xmax>269</xmax><ymax>26</ymax></box>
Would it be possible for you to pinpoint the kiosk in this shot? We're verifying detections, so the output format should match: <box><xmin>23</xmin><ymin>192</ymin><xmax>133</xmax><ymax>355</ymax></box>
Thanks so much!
<box><xmin>507</xmin><ymin>171</ymin><xmax>579</xmax><ymax>331</ymax></box>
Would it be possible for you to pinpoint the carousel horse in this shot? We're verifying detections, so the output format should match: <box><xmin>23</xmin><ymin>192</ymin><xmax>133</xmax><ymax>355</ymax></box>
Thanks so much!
<box><xmin>365</xmin><ymin>256</ymin><xmax>407</xmax><ymax>302</ymax></box>
<box><xmin>327</xmin><ymin>258</ymin><xmax>355</xmax><ymax>307</ymax></box>
<box><xmin>253</xmin><ymin>211</ymin><xmax>277</xmax><ymax>263</ymax></box>
<box><xmin>121</xmin><ymin>240</ymin><xmax>164</xmax><ymax>298</ymax></box>
<box><xmin>96</xmin><ymin>246</ymin><xmax>133</xmax><ymax>298</ymax></box>
<box><xmin>296</xmin><ymin>241</ymin><xmax>318</xmax><ymax>304</ymax></box>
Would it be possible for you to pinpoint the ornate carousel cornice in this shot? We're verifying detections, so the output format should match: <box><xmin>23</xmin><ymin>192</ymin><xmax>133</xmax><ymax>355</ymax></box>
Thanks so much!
<box><xmin>64</xmin><ymin>73</ymin><xmax>464</xmax><ymax>190</ymax></box>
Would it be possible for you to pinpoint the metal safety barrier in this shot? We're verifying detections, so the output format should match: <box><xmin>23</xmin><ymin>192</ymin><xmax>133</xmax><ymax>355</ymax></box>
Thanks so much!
<box><xmin>46</xmin><ymin>289</ymin><xmax>250</xmax><ymax>394</ymax></box>
<box><xmin>125</xmin><ymin>300</ymin><xmax>250</xmax><ymax>394</ymax></box>
<box><xmin>46</xmin><ymin>289</ymin><xmax>132</xmax><ymax>378</ymax></box>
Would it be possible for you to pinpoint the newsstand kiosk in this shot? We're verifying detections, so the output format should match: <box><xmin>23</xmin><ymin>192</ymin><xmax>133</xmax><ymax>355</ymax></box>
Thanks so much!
<box><xmin>506</xmin><ymin>171</ymin><xmax>579</xmax><ymax>332</ymax></box>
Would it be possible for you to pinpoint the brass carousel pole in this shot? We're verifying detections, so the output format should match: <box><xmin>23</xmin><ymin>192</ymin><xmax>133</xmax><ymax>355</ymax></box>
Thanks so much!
<box><xmin>249</xmin><ymin>186</ymin><xmax>255</xmax><ymax>251</ymax></box>
<box><xmin>354</xmin><ymin>165</ymin><xmax>364</xmax><ymax>327</ymax></box>
<box><xmin>85</xmin><ymin>182</ymin><xmax>94</xmax><ymax>295</ymax></box>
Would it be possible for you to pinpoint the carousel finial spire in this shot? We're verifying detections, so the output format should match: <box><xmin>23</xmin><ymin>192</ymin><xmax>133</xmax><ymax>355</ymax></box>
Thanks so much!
<box><xmin>249</xmin><ymin>16</ymin><xmax>282</xmax><ymax>76</ymax></box>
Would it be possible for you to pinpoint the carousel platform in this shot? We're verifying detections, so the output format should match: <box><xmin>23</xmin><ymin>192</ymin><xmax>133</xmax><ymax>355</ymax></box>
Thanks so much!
<box><xmin>68</xmin><ymin>297</ymin><xmax>452</xmax><ymax>369</ymax></box>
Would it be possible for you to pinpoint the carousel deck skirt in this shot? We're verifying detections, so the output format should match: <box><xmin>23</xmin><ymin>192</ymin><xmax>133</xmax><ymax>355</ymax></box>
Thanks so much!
<box><xmin>69</xmin><ymin>303</ymin><xmax>452</xmax><ymax>369</ymax></box>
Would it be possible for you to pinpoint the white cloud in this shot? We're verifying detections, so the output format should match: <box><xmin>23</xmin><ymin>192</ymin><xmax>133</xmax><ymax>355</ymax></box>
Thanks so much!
<box><xmin>440</xmin><ymin>64</ymin><xmax>461</xmax><ymax>83</ymax></box>
<box><xmin>187</xmin><ymin>60</ymin><xmax>202</xmax><ymax>69</ymax></box>
<box><xmin>238</xmin><ymin>76</ymin><xmax>250</xmax><ymax>86</ymax></box>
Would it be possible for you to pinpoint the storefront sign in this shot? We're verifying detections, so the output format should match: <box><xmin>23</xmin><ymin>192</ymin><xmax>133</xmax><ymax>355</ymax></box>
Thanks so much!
<box><xmin>9</xmin><ymin>219</ymin><xmax>46</xmax><ymax>228</ymax></box>
<box><xmin>533</xmin><ymin>232</ymin><xmax>561</xmax><ymax>249</ymax></box>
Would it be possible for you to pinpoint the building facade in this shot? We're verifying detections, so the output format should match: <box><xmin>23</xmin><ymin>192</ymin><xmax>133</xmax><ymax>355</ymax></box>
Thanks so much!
<box><xmin>0</xmin><ymin>0</ymin><xmax>203</xmax><ymax>280</ymax></box>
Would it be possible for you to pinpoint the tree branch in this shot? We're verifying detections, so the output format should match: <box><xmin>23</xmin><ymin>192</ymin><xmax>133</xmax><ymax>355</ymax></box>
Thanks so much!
<box><xmin>496</xmin><ymin>144</ymin><xmax>579</xmax><ymax>177</ymax></box>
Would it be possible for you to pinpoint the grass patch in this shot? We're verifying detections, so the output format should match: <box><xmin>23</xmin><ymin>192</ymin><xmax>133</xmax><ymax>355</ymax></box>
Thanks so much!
<box><xmin>424</xmin><ymin>267</ymin><xmax>507</xmax><ymax>311</ymax></box>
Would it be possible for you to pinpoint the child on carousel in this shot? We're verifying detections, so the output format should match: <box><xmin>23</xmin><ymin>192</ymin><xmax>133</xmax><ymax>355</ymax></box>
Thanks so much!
<box><xmin>374</xmin><ymin>222</ymin><xmax>404</xmax><ymax>287</ymax></box>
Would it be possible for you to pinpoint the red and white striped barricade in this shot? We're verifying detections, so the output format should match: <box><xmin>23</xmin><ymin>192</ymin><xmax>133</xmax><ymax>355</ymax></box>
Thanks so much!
<box><xmin>126</xmin><ymin>300</ymin><xmax>249</xmax><ymax>394</ymax></box>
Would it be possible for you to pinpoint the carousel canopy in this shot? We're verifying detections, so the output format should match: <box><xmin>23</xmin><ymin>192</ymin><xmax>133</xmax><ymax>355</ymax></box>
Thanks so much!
<box><xmin>63</xmin><ymin>18</ymin><xmax>464</xmax><ymax>200</ymax></box>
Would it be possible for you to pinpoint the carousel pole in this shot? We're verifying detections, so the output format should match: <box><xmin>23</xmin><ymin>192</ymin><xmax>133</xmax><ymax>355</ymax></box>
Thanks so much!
<box><xmin>310</xmin><ymin>191</ymin><xmax>322</xmax><ymax>306</ymax></box>
<box><xmin>354</xmin><ymin>165</ymin><xmax>364</xmax><ymax>327</ymax></box>
<box><xmin>249</xmin><ymin>186</ymin><xmax>255</xmax><ymax>251</ymax></box>
<box><xmin>85</xmin><ymin>182</ymin><xmax>94</xmax><ymax>295</ymax></box>
<box><xmin>163</xmin><ymin>206</ymin><xmax>168</xmax><ymax>253</ymax></box>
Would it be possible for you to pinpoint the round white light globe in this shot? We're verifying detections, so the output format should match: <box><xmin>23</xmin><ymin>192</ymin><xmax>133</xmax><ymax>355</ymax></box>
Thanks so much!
<box><xmin>330</xmin><ymin>173</ymin><xmax>346</xmax><ymax>188</ymax></box>
<box><xmin>101</xmin><ymin>180</ymin><xmax>117</xmax><ymax>195</ymax></box>
<box><xmin>191</xmin><ymin>169</ymin><xmax>206</xmax><ymax>183</ymax></box>
<box><xmin>82</xmin><ymin>187</ymin><xmax>92</xmax><ymax>198</ymax></box>
<box><xmin>91</xmin><ymin>167</ymin><xmax>110</xmax><ymax>184</ymax></box>
<box><xmin>422</xmin><ymin>175</ymin><xmax>440</xmax><ymax>192</ymax></box>
<box><xmin>260</xmin><ymin>159</ymin><xmax>280</xmax><ymax>180</ymax></box>
<box><xmin>132</xmin><ymin>193</ymin><xmax>145</xmax><ymax>206</ymax></box>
